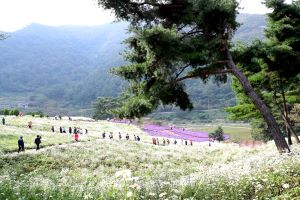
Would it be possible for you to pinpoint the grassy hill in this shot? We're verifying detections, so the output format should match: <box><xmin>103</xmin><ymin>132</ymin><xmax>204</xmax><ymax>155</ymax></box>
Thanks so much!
<box><xmin>1</xmin><ymin>116</ymin><xmax>300</xmax><ymax>199</ymax></box>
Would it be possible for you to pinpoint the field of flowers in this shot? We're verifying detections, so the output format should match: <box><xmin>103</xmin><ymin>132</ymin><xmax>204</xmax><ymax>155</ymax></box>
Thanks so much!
<box><xmin>143</xmin><ymin>124</ymin><xmax>230</xmax><ymax>142</ymax></box>
<box><xmin>1</xmin><ymin>116</ymin><xmax>300</xmax><ymax>199</ymax></box>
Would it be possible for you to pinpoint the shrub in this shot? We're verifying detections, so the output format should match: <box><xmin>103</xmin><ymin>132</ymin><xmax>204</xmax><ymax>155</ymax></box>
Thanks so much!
<box><xmin>209</xmin><ymin>126</ymin><xmax>224</xmax><ymax>141</ymax></box>
<box><xmin>12</xmin><ymin>109</ymin><xmax>20</xmax><ymax>116</ymax></box>
<box><xmin>2</xmin><ymin>109</ymin><xmax>10</xmax><ymax>116</ymax></box>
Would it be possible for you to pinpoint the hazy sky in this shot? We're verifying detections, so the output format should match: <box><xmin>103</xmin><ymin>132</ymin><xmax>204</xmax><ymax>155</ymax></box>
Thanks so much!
<box><xmin>0</xmin><ymin>0</ymin><xmax>274</xmax><ymax>32</ymax></box>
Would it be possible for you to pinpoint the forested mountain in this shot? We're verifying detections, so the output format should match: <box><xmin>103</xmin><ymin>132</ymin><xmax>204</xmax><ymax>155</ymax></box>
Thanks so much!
<box><xmin>0</xmin><ymin>14</ymin><xmax>266</xmax><ymax>115</ymax></box>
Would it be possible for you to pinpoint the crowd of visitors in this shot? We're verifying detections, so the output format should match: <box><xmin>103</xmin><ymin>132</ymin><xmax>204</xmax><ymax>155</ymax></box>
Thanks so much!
<box><xmin>1</xmin><ymin>116</ymin><xmax>198</xmax><ymax>153</ymax></box>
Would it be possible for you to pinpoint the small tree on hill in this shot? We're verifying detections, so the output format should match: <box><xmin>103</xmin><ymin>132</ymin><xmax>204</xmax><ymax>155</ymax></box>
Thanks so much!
<box><xmin>209</xmin><ymin>126</ymin><xmax>225</xmax><ymax>142</ymax></box>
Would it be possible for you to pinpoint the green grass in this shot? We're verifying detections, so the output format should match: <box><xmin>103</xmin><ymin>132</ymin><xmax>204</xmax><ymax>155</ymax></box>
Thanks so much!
<box><xmin>0</xmin><ymin>116</ymin><xmax>299</xmax><ymax>199</ymax></box>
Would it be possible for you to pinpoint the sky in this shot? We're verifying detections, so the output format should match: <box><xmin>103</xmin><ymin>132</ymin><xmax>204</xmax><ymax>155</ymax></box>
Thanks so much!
<box><xmin>0</xmin><ymin>0</ymin><xmax>278</xmax><ymax>32</ymax></box>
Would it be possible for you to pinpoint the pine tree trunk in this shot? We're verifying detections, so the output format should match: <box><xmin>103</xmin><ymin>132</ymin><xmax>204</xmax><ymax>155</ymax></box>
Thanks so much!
<box><xmin>226</xmin><ymin>50</ymin><xmax>290</xmax><ymax>153</ymax></box>
<box><xmin>281</xmin><ymin>91</ymin><xmax>300</xmax><ymax>144</ymax></box>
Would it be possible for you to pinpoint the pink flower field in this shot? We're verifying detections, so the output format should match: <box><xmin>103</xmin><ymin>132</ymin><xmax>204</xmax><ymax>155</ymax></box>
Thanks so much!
<box><xmin>143</xmin><ymin>124</ymin><xmax>230</xmax><ymax>142</ymax></box>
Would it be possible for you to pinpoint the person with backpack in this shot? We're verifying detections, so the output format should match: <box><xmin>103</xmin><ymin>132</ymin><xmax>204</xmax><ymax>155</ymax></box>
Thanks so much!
<box><xmin>34</xmin><ymin>135</ymin><xmax>42</xmax><ymax>150</ymax></box>
<box><xmin>18</xmin><ymin>136</ymin><xmax>25</xmax><ymax>153</ymax></box>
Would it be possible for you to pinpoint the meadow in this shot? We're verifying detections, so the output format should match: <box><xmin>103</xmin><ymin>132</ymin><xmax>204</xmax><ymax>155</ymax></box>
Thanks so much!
<box><xmin>1</xmin><ymin>116</ymin><xmax>300</xmax><ymax>199</ymax></box>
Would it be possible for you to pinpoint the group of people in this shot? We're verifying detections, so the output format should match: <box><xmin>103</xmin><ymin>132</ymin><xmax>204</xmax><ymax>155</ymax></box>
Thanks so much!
<box><xmin>51</xmin><ymin>126</ymin><xmax>88</xmax><ymax>135</ymax></box>
<box><xmin>152</xmin><ymin>137</ymin><xmax>193</xmax><ymax>146</ymax></box>
<box><xmin>17</xmin><ymin>135</ymin><xmax>42</xmax><ymax>153</ymax></box>
<box><xmin>102</xmin><ymin>131</ymin><xmax>141</xmax><ymax>141</ymax></box>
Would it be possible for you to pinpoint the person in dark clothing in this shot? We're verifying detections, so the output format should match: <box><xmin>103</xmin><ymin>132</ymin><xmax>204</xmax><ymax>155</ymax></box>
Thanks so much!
<box><xmin>185</xmin><ymin>140</ymin><xmax>188</xmax><ymax>146</ymax></box>
<box><xmin>137</xmin><ymin>136</ymin><xmax>140</xmax><ymax>141</ymax></box>
<box><xmin>18</xmin><ymin>136</ymin><xmax>25</xmax><ymax>153</ymax></box>
<box><xmin>2</xmin><ymin>117</ymin><xmax>5</xmax><ymax>125</ymax></box>
<box><xmin>102</xmin><ymin>132</ymin><xmax>106</xmax><ymax>139</ymax></box>
<box><xmin>59</xmin><ymin>126</ymin><xmax>63</xmax><ymax>133</ymax></box>
<box><xmin>69</xmin><ymin>127</ymin><xmax>72</xmax><ymax>134</ymax></box>
<box><xmin>51</xmin><ymin>126</ymin><xmax>55</xmax><ymax>133</ymax></box>
<box><xmin>119</xmin><ymin>132</ymin><xmax>122</xmax><ymax>139</ymax></box>
<box><xmin>73</xmin><ymin>127</ymin><xmax>77</xmax><ymax>134</ymax></box>
<box><xmin>35</xmin><ymin>135</ymin><xmax>42</xmax><ymax>150</ymax></box>
<box><xmin>174</xmin><ymin>139</ymin><xmax>177</xmax><ymax>145</ymax></box>
<box><xmin>62</xmin><ymin>127</ymin><xmax>66</xmax><ymax>133</ymax></box>
<box><xmin>85</xmin><ymin>129</ymin><xmax>88</xmax><ymax>134</ymax></box>
<box><xmin>126</xmin><ymin>134</ymin><xmax>129</xmax><ymax>140</ymax></box>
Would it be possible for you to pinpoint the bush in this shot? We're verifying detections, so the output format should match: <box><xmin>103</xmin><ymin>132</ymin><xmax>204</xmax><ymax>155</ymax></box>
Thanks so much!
<box><xmin>209</xmin><ymin>126</ymin><xmax>224</xmax><ymax>141</ymax></box>
<box><xmin>12</xmin><ymin>109</ymin><xmax>20</xmax><ymax>116</ymax></box>
<box><xmin>2</xmin><ymin>109</ymin><xmax>10</xmax><ymax>116</ymax></box>
<box><xmin>251</xmin><ymin>119</ymin><xmax>272</xmax><ymax>142</ymax></box>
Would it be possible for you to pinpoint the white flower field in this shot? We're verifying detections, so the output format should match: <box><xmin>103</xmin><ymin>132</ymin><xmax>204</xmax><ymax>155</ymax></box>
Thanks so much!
<box><xmin>1</xmin><ymin>116</ymin><xmax>300</xmax><ymax>199</ymax></box>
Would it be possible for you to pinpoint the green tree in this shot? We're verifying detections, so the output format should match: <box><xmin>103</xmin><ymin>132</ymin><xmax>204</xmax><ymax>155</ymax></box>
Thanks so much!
<box><xmin>93</xmin><ymin>97</ymin><xmax>121</xmax><ymax>120</ymax></box>
<box><xmin>227</xmin><ymin>0</ymin><xmax>300</xmax><ymax>144</ymax></box>
<box><xmin>98</xmin><ymin>0</ymin><xmax>289</xmax><ymax>152</ymax></box>
<box><xmin>209</xmin><ymin>126</ymin><xmax>225</xmax><ymax>142</ymax></box>
<box><xmin>12</xmin><ymin>109</ymin><xmax>20</xmax><ymax>116</ymax></box>
<box><xmin>2</xmin><ymin>109</ymin><xmax>10</xmax><ymax>116</ymax></box>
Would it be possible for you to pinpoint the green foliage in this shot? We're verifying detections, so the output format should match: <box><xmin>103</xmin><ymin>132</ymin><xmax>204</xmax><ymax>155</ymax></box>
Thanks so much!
<box><xmin>98</xmin><ymin>0</ymin><xmax>240</xmax><ymax>118</ymax></box>
<box><xmin>209</xmin><ymin>126</ymin><xmax>225</xmax><ymax>141</ymax></box>
<box><xmin>251</xmin><ymin>119</ymin><xmax>273</xmax><ymax>142</ymax></box>
<box><xmin>12</xmin><ymin>109</ymin><xmax>20</xmax><ymax>116</ymax></box>
<box><xmin>2</xmin><ymin>109</ymin><xmax>10</xmax><ymax>116</ymax></box>
<box><xmin>227</xmin><ymin>1</ymin><xmax>300</xmax><ymax>140</ymax></box>
<box><xmin>0</xmin><ymin>14</ymin><xmax>265</xmax><ymax>115</ymax></box>
<box><xmin>93</xmin><ymin>97</ymin><xmax>120</xmax><ymax>120</ymax></box>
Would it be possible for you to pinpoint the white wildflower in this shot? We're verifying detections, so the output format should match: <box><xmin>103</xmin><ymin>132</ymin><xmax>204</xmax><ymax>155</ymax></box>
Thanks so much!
<box><xmin>159</xmin><ymin>192</ymin><xmax>167</xmax><ymax>198</ymax></box>
<box><xmin>127</xmin><ymin>191</ymin><xmax>133</xmax><ymax>198</ymax></box>
<box><xmin>282</xmin><ymin>183</ymin><xmax>290</xmax><ymax>189</ymax></box>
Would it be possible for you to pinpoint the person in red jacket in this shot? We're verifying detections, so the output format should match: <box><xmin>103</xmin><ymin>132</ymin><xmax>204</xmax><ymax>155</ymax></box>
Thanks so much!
<box><xmin>75</xmin><ymin>132</ymin><xmax>79</xmax><ymax>141</ymax></box>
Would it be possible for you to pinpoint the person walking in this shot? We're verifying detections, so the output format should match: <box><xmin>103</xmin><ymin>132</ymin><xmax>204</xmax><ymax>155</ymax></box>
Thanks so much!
<box><xmin>69</xmin><ymin>127</ymin><xmax>72</xmax><ymax>134</ymax></box>
<box><xmin>119</xmin><ymin>132</ymin><xmax>122</xmax><ymax>139</ymax></box>
<box><xmin>102</xmin><ymin>132</ymin><xmax>106</xmax><ymax>139</ymax></box>
<box><xmin>34</xmin><ymin>135</ymin><xmax>41</xmax><ymax>150</ymax></box>
<box><xmin>18</xmin><ymin>136</ymin><xmax>25</xmax><ymax>153</ymax></box>
<box><xmin>59</xmin><ymin>126</ymin><xmax>63</xmax><ymax>133</ymax></box>
<box><xmin>28</xmin><ymin>121</ymin><xmax>32</xmax><ymax>129</ymax></box>
<box><xmin>51</xmin><ymin>126</ymin><xmax>55</xmax><ymax>133</ymax></box>
<box><xmin>75</xmin><ymin>132</ymin><xmax>79</xmax><ymax>141</ymax></box>
<box><xmin>126</xmin><ymin>133</ymin><xmax>129</xmax><ymax>140</ymax></box>
<box><xmin>2</xmin><ymin>117</ymin><xmax>5</xmax><ymax>125</ymax></box>
<box><xmin>137</xmin><ymin>136</ymin><xmax>141</xmax><ymax>141</ymax></box>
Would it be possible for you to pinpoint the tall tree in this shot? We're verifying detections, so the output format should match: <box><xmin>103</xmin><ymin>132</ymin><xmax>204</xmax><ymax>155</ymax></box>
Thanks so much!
<box><xmin>227</xmin><ymin>0</ymin><xmax>300</xmax><ymax>144</ymax></box>
<box><xmin>98</xmin><ymin>0</ymin><xmax>290</xmax><ymax>152</ymax></box>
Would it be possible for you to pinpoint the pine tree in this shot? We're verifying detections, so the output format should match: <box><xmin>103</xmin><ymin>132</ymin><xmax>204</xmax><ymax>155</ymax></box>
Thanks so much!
<box><xmin>98</xmin><ymin>0</ymin><xmax>291</xmax><ymax>152</ymax></box>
